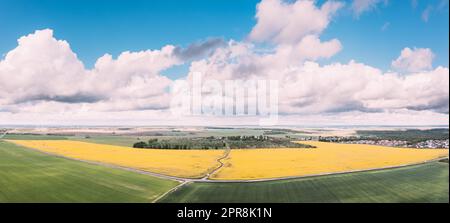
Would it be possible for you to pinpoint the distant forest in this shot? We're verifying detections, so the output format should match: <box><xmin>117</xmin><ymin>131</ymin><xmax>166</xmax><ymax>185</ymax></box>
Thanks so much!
<box><xmin>133</xmin><ymin>135</ymin><xmax>314</xmax><ymax>150</ymax></box>
<box><xmin>356</xmin><ymin>129</ymin><xmax>449</xmax><ymax>144</ymax></box>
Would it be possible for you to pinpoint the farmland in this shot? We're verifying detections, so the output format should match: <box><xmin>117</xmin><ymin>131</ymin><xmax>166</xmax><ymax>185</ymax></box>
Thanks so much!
<box><xmin>2</xmin><ymin>137</ymin><xmax>447</xmax><ymax>203</ymax></box>
<box><xmin>9</xmin><ymin>140</ymin><xmax>224</xmax><ymax>178</ymax></box>
<box><xmin>2</xmin><ymin>127</ymin><xmax>449</xmax><ymax>203</ymax></box>
<box><xmin>211</xmin><ymin>141</ymin><xmax>448</xmax><ymax>180</ymax></box>
<box><xmin>8</xmin><ymin>139</ymin><xmax>449</xmax><ymax>181</ymax></box>
<box><xmin>0</xmin><ymin>140</ymin><xmax>178</xmax><ymax>202</ymax></box>
<box><xmin>159</xmin><ymin>162</ymin><xmax>449</xmax><ymax>203</ymax></box>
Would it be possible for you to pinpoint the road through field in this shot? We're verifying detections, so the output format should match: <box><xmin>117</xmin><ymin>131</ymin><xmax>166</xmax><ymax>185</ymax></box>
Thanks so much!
<box><xmin>202</xmin><ymin>143</ymin><xmax>231</xmax><ymax>180</ymax></box>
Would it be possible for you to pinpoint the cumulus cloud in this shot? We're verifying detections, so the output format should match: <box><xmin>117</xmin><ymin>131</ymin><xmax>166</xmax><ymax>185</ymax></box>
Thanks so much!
<box><xmin>291</xmin><ymin>35</ymin><xmax>342</xmax><ymax>60</ymax></box>
<box><xmin>249</xmin><ymin>0</ymin><xmax>343</xmax><ymax>44</ymax></box>
<box><xmin>391</xmin><ymin>47</ymin><xmax>435</xmax><ymax>72</ymax></box>
<box><xmin>246</xmin><ymin>0</ymin><xmax>344</xmax><ymax>65</ymax></box>
<box><xmin>188</xmin><ymin>41</ymin><xmax>449</xmax><ymax>116</ymax></box>
<box><xmin>182</xmin><ymin>0</ymin><xmax>448</xmax><ymax>120</ymax></box>
<box><xmin>0</xmin><ymin>29</ymin><xmax>179</xmax><ymax>114</ymax></box>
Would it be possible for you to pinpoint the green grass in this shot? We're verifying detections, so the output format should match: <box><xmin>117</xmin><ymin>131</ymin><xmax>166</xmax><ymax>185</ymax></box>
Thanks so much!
<box><xmin>0</xmin><ymin>140</ymin><xmax>179</xmax><ymax>202</ymax></box>
<box><xmin>70</xmin><ymin>135</ymin><xmax>207</xmax><ymax>147</ymax></box>
<box><xmin>61</xmin><ymin>128</ymin><xmax>299</xmax><ymax>147</ymax></box>
<box><xmin>69</xmin><ymin>135</ymin><xmax>144</xmax><ymax>147</ymax></box>
<box><xmin>159</xmin><ymin>162</ymin><xmax>449</xmax><ymax>203</ymax></box>
<box><xmin>3</xmin><ymin>134</ymin><xmax>68</xmax><ymax>140</ymax></box>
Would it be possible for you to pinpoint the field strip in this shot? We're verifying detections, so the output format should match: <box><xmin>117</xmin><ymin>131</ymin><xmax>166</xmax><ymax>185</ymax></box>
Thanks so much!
<box><xmin>152</xmin><ymin>181</ymin><xmax>191</xmax><ymax>203</ymax></box>
<box><xmin>204</xmin><ymin>156</ymin><xmax>450</xmax><ymax>183</ymax></box>
<box><xmin>5</xmin><ymin>140</ymin><xmax>448</xmax><ymax>184</ymax></box>
<box><xmin>5</xmin><ymin>142</ymin><xmax>187</xmax><ymax>182</ymax></box>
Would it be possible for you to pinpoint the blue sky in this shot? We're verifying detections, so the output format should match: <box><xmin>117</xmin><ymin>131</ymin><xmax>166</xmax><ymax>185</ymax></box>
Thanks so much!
<box><xmin>321</xmin><ymin>0</ymin><xmax>449</xmax><ymax>70</ymax></box>
<box><xmin>0</xmin><ymin>0</ymin><xmax>448</xmax><ymax>77</ymax></box>
<box><xmin>0</xmin><ymin>0</ymin><xmax>257</xmax><ymax>72</ymax></box>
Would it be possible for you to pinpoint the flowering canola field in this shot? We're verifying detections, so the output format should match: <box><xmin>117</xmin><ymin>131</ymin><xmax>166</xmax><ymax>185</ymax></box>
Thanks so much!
<box><xmin>9</xmin><ymin>140</ymin><xmax>449</xmax><ymax>181</ymax></box>
<box><xmin>9</xmin><ymin>140</ymin><xmax>224</xmax><ymax>178</ymax></box>
<box><xmin>211</xmin><ymin>141</ymin><xmax>449</xmax><ymax>180</ymax></box>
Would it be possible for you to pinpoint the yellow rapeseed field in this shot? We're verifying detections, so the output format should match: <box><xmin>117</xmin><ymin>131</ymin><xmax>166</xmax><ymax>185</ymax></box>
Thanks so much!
<box><xmin>9</xmin><ymin>140</ymin><xmax>225</xmax><ymax>178</ymax></box>
<box><xmin>211</xmin><ymin>141</ymin><xmax>449</xmax><ymax>180</ymax></box>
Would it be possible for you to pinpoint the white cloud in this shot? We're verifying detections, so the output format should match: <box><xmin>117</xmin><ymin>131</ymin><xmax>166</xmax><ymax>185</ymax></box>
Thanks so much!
<box><xmin>189</xmin><ymin>42</ymin><xmax>448</xmax><ymax>116</ymax></box>
<box><xmin>391</xmin><ymin>47</ymin><xmax>435</xmax><ymax>72</ymax></box>
<box><xmin>247</xmin><ymin>0</ymin><xmax>344</xmax><ymax>65</ymax></box>
<box><xmin>351</xmin><ymin>0</ymin><xmax>387</xmax><ymax>17</ymax></box>
<box><xmin>0</xmin><ymin>29</ymin><xmax>179</xmax><ymax>114</ymax></box>
<box><xmin>249</xmin><ymin>0</ymin><xmax>343</xmax><ymax>45</ymax></box>
<box><xmin>1</xmin><ymin>109</ymin><xmax>448</xmax><ymax>126</ymax></box>
<box><xmin>292</xmin><ymin>35</ymin><xmax>342</xmax><ymax>60</ymax></box>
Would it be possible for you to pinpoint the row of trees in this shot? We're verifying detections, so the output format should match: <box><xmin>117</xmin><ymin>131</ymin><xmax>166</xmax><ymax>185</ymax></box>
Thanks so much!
<box><xmin>133</xmin><ymin>135</ymin><xmax>315</xmax><ymax>150</ymax></box>
<box><xmin>133</xmin><ymin>138</ymin><xmax>226</xmax><ymax>150</ymax></box>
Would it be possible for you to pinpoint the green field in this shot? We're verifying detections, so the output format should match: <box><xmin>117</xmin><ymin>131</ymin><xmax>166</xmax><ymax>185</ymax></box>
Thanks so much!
<box><xmin>1</xmin><ymin>136</ymin><xmax>448</xmax><ymax>203</ymax></box>
<box><xmin>159</xmin><ymin>162</ymin><xmax>449</xmax><ymax>203</ymax></box>
<box><xmin>0</xmin><ymin>140</ymin><xmax>178</xmax><ymax>202</ymax></box>
<box><xmin>69</xmin><ymin>135</ymin><xmax>146</xmax><ymax>147</ymax></box>
<box><xmin>3</xmin><ymin>134</ymin><xmax>68</xmax><ymax>140</ymax></box>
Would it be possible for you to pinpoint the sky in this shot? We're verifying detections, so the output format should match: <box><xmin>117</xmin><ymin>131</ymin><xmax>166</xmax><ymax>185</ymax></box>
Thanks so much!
<box><xmin>0</xmin><ymin>0</ymin><xmax>449</xmax><ymax>126</ymax></box>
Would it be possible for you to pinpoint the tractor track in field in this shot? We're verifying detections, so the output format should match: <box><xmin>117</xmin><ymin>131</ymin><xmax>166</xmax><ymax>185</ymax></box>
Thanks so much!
<box><xmin>200</xmin><ymin>143</ymin><xmax>230</xmax><ymax>181</ymax></box>
<box><xmin>152</xmin><ymin>181</ymin><xmax>191</xmax><ymax>203</ymax></box>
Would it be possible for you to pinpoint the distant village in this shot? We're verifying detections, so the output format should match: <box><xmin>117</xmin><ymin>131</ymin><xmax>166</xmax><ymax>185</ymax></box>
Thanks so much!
<box><xmin>315</xmin><ymin>136</ymin><xmax>449</xmax><ymax>149</ymax></box>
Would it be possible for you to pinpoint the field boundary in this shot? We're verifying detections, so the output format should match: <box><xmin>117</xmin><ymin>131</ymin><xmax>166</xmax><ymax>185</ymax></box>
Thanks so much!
<box><xmin>4</xmin><ymin>140</ymin><xmax>448</xmax><ymax>184</ymax></box>
<box><xmin>152</xmin><ymin>181</ymin><xmax>192</xmax><ymax>203</ymax></box>
<box><xmin>3</xmin><ymin>140</ymin><xmax>188</xmax><ymax>182</ymax></box>
<box><xmin>202</xmin><ymin>144</ymin><xmax>230</xmax><ymax>180</ymax></box>
<box><xmin>206</xmin><ymin>156</ymin><xmax>450</xmax><ymax>183</ymax></box>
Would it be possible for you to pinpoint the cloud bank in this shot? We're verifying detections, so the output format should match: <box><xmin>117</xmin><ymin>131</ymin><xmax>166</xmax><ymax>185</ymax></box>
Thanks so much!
<box><xmin>0</xmin><ymin>0</ymin><xmax>448</xmax><ymax>126</ymax></box>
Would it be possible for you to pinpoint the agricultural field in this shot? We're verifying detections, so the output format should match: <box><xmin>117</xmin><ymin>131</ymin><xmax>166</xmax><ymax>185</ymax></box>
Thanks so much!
<box><xmin>3</xmin><ymin>133</ymin><xmax>68</xmax><ymax>140</ymax></box>
<box><xmin>211</xmin><ymin>141</ymin><xmax>449</xmax><ymax>180</ymax></box>
<box><xmin>9</xmin><ymin>140</ymin><xmax>225</xmax><ymax>178</ymax></box>
<box><xmin>70</xmin><ymin>135</ymin><xmax>156</xmax><ymax>147</ymax></box>
<box><xmin>0</xmin><ymin>140</ymin><xmax>178</xmax><ymax>202</ymax></box>
<box><xmin>8</xmin><ymin>139</ymin><xmax>448</xmax><ymax>181</ymax></box>
<box><xmin>1</xmin><ymin>128</ymin><xmax>449</xmax><ymax>203</ymax></box>
<box><xmin>159</xmin><ymin>162</ymin><xmax>449</xmax><ymax>203</ymax></box>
